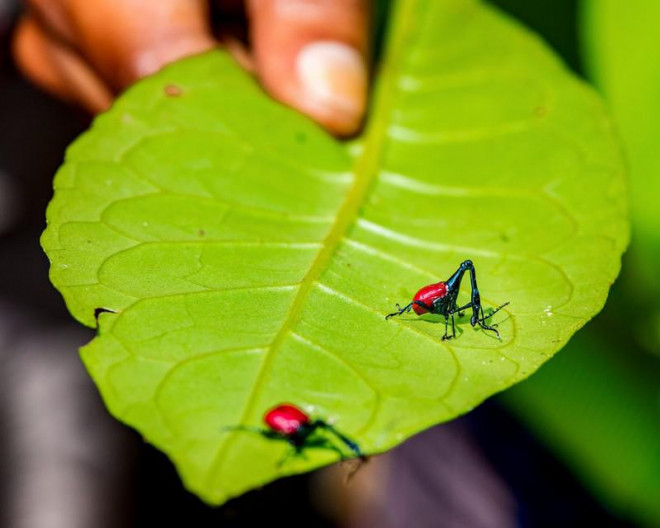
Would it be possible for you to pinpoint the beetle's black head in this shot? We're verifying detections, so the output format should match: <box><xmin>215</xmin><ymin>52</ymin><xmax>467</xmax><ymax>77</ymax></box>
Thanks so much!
<box><xmin>461</xmin><ymin>259</ymin><xmax>473</xmax><ymax>270</ymax></box>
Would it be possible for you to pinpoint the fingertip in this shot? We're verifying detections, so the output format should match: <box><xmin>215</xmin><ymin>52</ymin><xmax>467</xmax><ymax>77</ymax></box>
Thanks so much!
<box><xmin>295</xmin><ymin>40</ymin><xmax>367</xmax><ymax>136</ymax></box>
<box><xmin>249</xmin><ymin>0</ymin><xmax>370</xmax><ymax>137</ymax></box>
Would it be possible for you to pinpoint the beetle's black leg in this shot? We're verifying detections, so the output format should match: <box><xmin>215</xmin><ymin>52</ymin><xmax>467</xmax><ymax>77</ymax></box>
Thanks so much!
<box><xmin>312</xmin><ymin>435</ymin><xmax>367</xmax><ymax>482</ymax></box>
<box><xmin>451</xmin><ymin>312</ymin><xmax>456</xmax><ymax>339</ymax></box>
<box><xmin>387</xmin><ymin>300</ymin><xmax>433</xmax><ymax>319</ymax></box>
<box><xmin>305</xmin><ymin>437</ymin><xmax>349</xmax><ymax>461</ymax></box>
<box><xmin>442</xmin><ymin>315</ymin><xmax>451</xmax><ymax>341</ymax></box>
<box><xmin>386</xmin><ymin>302</ymin><xmax>413</xmax><ymax>319</ymax></box>
<box><xmin>314</xmin><ymin>420</ymin><xmax>366</xmax><ymax>462</ymax></box>
<box><xmin>454</xmin><ymin>301</ymin><xmax>472</xmax><ymax>318</ymax></box>
<box><xmin>276</xmin><ymin>445</ymin><xmax>299</xmax><ymax>468</ymax></box>
<box><xmin>326</xmin><ymin>443</ymin><xmax>349</xmax><ymax>461</ymax></box>
<box><xmin>474</xmin><ymin>302</ymin><xmax>510</xmax><ymax>339</ymax></box>
<box><xmin>473</xmin><ymin>305</ymin><xmax>500</xmax><ymax>338</ymax></box>
<box><xmin>478</xmin><ymin>316</ymin><xmax>499</xmax><ymax>337</ymax></box>
<box><xmin>300</xmin><ymin>435</ymin><xmax>367</xmax><ymax>480</ymax></box>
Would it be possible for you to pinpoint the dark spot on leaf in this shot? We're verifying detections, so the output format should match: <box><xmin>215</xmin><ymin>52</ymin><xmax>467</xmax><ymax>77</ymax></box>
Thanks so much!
<box><xmin>165</xmin><ymin>84</ymin><xmax>183</xmax><ymax>97</ymax></box>
<box><xmin>199</xmin><ymin>229</ymin><xmax>206</xmax><ymax>237</ymax></box>
<box><xmin>295</xmin><ymin>132</ymin><xmax>307</xmax><ymax>143</ymax></box>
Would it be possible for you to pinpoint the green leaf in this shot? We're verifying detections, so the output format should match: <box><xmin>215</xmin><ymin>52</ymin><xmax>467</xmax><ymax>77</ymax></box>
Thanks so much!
<box><xmin>582</xmin><ymin>0</ymin><xmax>660</xmax><ymax>353</ymax></box>
<box><xmin>42</xmin><ymin>0</ymin><xmax>627</xmax><ymax>505</ymax></box>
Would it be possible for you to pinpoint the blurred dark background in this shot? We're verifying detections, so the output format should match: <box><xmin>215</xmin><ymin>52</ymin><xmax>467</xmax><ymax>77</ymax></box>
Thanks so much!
<box><xmin>0</xmin><ymin>0</ymin><xmax>657</xmax><ymax>527</ymax></box>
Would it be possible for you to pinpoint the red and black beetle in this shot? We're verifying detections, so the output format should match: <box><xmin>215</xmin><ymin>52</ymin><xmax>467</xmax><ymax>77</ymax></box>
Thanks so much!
<box><xmin>223</xmin><ymin>403</ymin><xmax>365</xmax><ymax>467</ymax></box>
<box><xmin>386</xmin><ymin>260</ymin><xmax>509</xmax><ymax>340</ymax></box>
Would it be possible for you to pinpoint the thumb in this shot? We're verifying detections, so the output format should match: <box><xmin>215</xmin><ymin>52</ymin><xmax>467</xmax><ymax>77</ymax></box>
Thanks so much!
<box><xmin>248</xmin><ymin>0</ymin><xmax>370</xmax><ymax>137</ymax></box>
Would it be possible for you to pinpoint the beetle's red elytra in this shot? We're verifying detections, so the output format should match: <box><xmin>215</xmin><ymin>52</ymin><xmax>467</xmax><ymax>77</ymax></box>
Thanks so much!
<box><xmin>264</xmin><ymin>403</ymin><xmax>310</xmax><ymax>435</ymax></box>
<box><xmin>412</xmin><ymin>282</ymin><xmax>448</xmax><ymax>315</ymax></box>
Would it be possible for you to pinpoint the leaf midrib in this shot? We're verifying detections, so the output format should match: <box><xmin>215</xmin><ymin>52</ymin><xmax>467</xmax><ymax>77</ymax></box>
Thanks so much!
<box><xmin>206</xmin><ymin>0</ymin><xmax>418</xmax><ymax>487</ymax></box>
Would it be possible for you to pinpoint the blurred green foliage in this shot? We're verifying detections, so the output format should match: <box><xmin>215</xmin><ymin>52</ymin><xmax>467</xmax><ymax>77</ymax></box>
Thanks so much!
<box><xmin>497</xmin><ymin>0</ymin><xmax>660</xmax><ymax>525</ymax></box>
<box><xmin>582</xmin><ymin>0</ymin><xmax>660</xmax><ymax>354</ymax></box>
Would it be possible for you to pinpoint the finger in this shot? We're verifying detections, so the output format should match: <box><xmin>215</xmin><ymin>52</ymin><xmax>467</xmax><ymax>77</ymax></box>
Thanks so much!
<box><xmin>29</xmin><ymin>0</ymin><xmax>217</xmax><ymax>90</ymax></box>
<box><xmin>248</xmin><ymin>0</ymin><xmax>370</xmax><ymax>136</ymax></box>
<box><xmin>13</xmin><ymin>15</ymin><xmax>113</xmax><ymax>113</ymax></box>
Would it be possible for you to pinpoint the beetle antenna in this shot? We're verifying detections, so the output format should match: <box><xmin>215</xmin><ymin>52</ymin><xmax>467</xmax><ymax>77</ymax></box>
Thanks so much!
<box><xmin>477</xmin><ymin>301</ymin><xmax>510</xmax><ymax>323</ymax></box>
<box><xmin>220</xmin><ymin>425</ymin><xmax>284</xmax><ymax>441</ymax></box>
<box><xmin>220</xmin><ymin>425</ymin><xmax>263</xmax><ymax>433</ymax></box>
<box><xmin>318</xmin><ymin>421</ymin><xmax>368</xmax><ymax>483</ymax></box>
<box><xmin>343</xmin><ymin>456</ymin><xmax>368</xmax><ymax>484</ymax></box>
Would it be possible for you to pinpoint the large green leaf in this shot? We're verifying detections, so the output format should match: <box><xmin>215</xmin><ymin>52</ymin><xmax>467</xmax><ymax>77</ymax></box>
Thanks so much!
<box><xmin>42</xmin><ymin>0</ymin><xmax>627</xmax><ymax>504</ymax></box>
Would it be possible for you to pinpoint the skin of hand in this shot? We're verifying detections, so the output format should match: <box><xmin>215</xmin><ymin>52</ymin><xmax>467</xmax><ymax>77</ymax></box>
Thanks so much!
<box><xmin>12</xmin><ymin>0</ymin><xmax>370</xmax><ymax>136</ymax></box>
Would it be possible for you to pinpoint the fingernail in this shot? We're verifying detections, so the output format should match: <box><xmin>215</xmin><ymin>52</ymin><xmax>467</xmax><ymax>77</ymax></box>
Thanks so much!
<box><xmin>296</xmin><ymin>41</ymin><xmax>366</xmax><ymax>121</ymax></box>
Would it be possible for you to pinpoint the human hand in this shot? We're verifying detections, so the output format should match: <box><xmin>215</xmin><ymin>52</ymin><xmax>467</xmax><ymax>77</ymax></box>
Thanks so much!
<box><xmin>13</xmin><ymin>0</ymin><xmax>369</xmax><ymax>136</ymax></box>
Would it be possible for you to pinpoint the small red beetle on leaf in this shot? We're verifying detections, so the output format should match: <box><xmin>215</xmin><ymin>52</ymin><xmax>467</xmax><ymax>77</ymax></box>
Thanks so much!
<box><xmin>386</xmin><ymin>260</ymin><xmax>509</xmax><ymax>340</ymax></box>
<box><xmin>223</xmin><ymin>403</ymin><xmax>366</xmax><ymax>470</ymax></box>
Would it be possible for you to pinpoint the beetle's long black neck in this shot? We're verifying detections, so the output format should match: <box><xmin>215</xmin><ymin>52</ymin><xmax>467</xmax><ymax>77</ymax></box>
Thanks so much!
<box><xmin>446</xmin><ymin>266</ymin><xmax>467</xmax><ymax>292</ymax></box>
